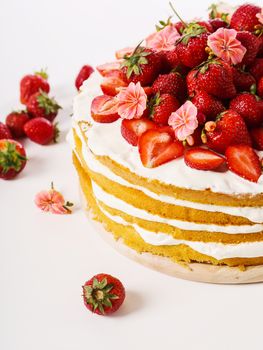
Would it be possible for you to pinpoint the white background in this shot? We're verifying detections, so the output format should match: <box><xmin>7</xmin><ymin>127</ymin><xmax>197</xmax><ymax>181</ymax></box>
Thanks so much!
<box><xmin>1</xmin><ymin>1</ymin><xmax>263</xmax><ymax>349</ymax></box>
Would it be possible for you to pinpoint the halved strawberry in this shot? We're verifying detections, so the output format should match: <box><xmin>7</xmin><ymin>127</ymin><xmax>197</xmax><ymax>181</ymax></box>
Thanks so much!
<box><xmin>121</xmin><ymin>118</ymin><xmax>156</xmax><ymax>146</ymax></box>
<box><xmin>91</xmin><ymin>95</ymin><xmax>119</xmax><ymax>123</ymax></box>
<box><xmin>225</xmin><ymin>144</ymin><xmax>261</xmax><ymax>183</ymax></box>
<box><xmin>115</xmin><ymin>47</ymin><xmax>134</xmax><ymax>59</ymax></box>
<box><xmin>250</xmin><ymin>128</ymin><xmax>263</xmax><ymax>150</ymax></box>
<box><xmin>138</xmin><ymin>129</ymin><xmax>184</xmax><ymax>168</ymax></box>
<box><xmin>184</xmin><ymin>147</ymin><xmax>225</xmax><ymax>170</ymax></box>
<box><xmin>100</xmin><ymin>76</ymin><xmax>127</xmax><ymax>96</ymax></box>
<box><xmin>96</xmin><ymin>61</ymin><xmax>122</xmax><ymax>77</ymax></box>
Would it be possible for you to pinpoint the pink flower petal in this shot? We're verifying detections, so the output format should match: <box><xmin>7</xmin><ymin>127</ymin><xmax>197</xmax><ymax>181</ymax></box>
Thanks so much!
<box><xmin>146</xmin><ymin>25</ymin><xmax>180</xmax><ymax>52</ymax></box>
<box><xmin>208</xmin><ymin>28</ymin><xmax>246</xmax><ymax>65</ymax></box>
<box><xmin>116</xmin><ymin>82</ymin><xmax>147</xmax><ymax>119</ymax></box>
<box><xmin>168</xmin><ymin>101</ymin><xmax>198</xmax><ymax>141</ymax></box>
<box><xmin>35</xmin><ymin>187</ymin><xmax>72</xmax><ymax>215</ymax></box>
<box><xmin>256</xmin><ymin>9</ymin><xmax>263</xmax><ymax>25</ymax></box>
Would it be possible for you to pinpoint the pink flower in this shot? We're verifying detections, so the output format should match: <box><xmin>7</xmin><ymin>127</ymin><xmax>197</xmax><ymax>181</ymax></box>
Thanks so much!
<box><xmin>116</xmin><ymin>82</ymin><xmax>147</xmax><ymax>119</ymax></box>
<box><xmin>35</xmin><ymin>183</ymin><xmax>73</xmax><ymax>215</ymax></box>
<box><xmin>207</xmin><ymin>28</ymin><xmax>247</xmax><ymax>65</ymax></box>
<box><xmin>256</xmin><ymin>9</ymin><xmax>263</xmax><ymax>25</ymax></box>
<box><xmin>168</xmin><ymin>101</ymin><xmax>198</xmax><ymax>141</ymax></box>
<box><xmin>146</xmin><ymin>25</ymin><xmax>180</xmax><ymax>51</ymax></box>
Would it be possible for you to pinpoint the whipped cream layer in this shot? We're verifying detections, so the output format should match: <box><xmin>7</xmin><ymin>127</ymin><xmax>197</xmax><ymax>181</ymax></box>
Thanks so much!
<box><xmin>98</xmin><ymin>203</ymin><xmax>263</xmax><ymax>260</ymax></box>
<box><xmin>73</xmin><ymin>71</ymin><xmax>263</xmax><ymax>196</ymax></box>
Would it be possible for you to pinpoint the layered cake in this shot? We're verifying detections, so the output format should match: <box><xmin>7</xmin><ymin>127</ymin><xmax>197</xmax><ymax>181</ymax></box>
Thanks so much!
<box><xmin>70</xmin><ymin>3</ymin><xmax>263</xmax><ymax>283</ymax></box>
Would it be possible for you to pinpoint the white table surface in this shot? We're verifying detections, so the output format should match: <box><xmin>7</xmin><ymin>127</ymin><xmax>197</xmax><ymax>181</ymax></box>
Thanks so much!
<box><xmin>1</xmin><ymin>1</ymin><xmax>262</xmax><ymax>349</ymax></box>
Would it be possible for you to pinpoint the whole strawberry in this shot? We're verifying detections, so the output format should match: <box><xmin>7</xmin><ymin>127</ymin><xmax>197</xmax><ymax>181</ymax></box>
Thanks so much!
<box><xmin>82</xmin><ymin>274</ymin><xmax>125</xmax><ymax>315</ymax></box>
<box><xmin>258</xmin><ymin>77</ymin><xmax>263</xmax><ymax>98</ymax></box>
<box><xmin>230</xmin><ymin>93</ymin><xmax>263</xmax><ymax>127</ymax></box>
<box><xmin>236</xmin><ymin>31</ymin><xmax>259</xmax><ymax>66</ymax></box>
<box><xmin>249</xmin><ymin>58</ymin><xmax>263</xmax><ymax>82</ymax></box>
<box><xmin>0</xmin><ymin>139</ymin><xmax>27</xmax><ymax>180</ymax></box>
<box><xmin>191</xmin><ymin>90</ymin><xmax>225</xmax><ymax>119</ymax></box>
<box><xmin>20</xmin><ymin>70</ymin><xmax>50</xmax><ymax>105</ymax></box>
<box><xmin>152</xmin><ymin>72</ymin><xmax>186</xmax><ymax>101</ymax></box>
<box><xmin>24</xmin><ymin>117</ymin><xmax>58</xmax><ymax>145</ymax></box>
<box><xmin>121</xmin><ymin>45</ymin><xmax>161</xmax><ymax>86</ymax></box>
<box><xmin>186</xmin><ymin>69</ymin><xmax>199</xmax><ymax>96</ymax></box>
<box><xmin>149</xmin><ymin>93</ymin><xmax>180</xmax><ymax>125</ymax></box>
<box><xmin>250</xmin><ymin>127</ymin><xmax>263</xmax><ymax>150</ymax></box>
<box><xmin>0</xmin><ymin>122</ymin><xmax>12</xmax><ymax>140</ymax></box>
<box><xmin>75</xmin><ymin>64</ymin><xmax>94</xmax><ymax>90</ymax></box>
<box><xmin>192</xmin><ymin>60</ymin><xmax>236</xmax><ymax>99</ymax></box>
<box><xmin>26</xmin><ymin>91</ymin><xmax>61</xmax><ymax>122</ymax></box>
<box><xmin>176</xmin><ymin>24</ymin><xmax>209</xmax><ymax>68</ymax></box>
<box><xmin>209</xmin><ymin>19</ymin><xmax>228</xmax><ymax>32</ymax></box>
<box><xmin>230</xmin><ymin>4</ymin><xmax>261</xmax><ymax>32</ymax></box>
<box><xmin>164</xmin><ymin>48</ymin><xmax>189</xmax><ymax>75</ymax></box>
<box><xmin>5</xmin><ymin>111</ymin><xmax>30</xmax><ymax>138</ymax></box>
<box><xmin>232</xmin><ymin>67</ymin><xmax>256</xmax><ymax>92</ymax></box>
<box><xmin>205</xmin><ymin>109</ymin><xmax>251</xmax><ymax>154</ymax></box>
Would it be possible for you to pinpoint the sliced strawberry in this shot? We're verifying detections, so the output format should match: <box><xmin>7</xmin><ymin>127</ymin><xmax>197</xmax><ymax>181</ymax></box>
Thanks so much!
<box><xmin>250</xmin><ymin>128</ymin><xmax>263</xmax><ymax>150</ymax></box>
<box><xmin>115</xmin><ymin>47</ymin><xmax>134</xmax><ymax>59</ymax></box>
<box><xmin>121</xmin><ymin>118</ymin><xmax>156</xmax><ymax>146</ymax></box>
<box><xmin>91</xmin><ymin>95</ymin><xmax>119</xmax><ymax>123</ymax></box>
<box><xmin>138</xmin><ymin>129</ymin><xmax>184</xmax><ymax>168</ymax></box>
<box><xmin>100</xmin><ymin>76</ymin><xmax>127</xmax><ymax>96</ymax></box>
<box><xmin>96</xmin><ymin>61</ymin><xmax>122</xmax><ymax>77</ymax></box>
<box><xmin>184</xmin><ymin>147</ymin><xmax>225</xmax><ymax>170</ymax></box>
<box><xmin>225</xmin><ymin>144</ymin><xmax>261</xmax><ymax>183</ymax></box>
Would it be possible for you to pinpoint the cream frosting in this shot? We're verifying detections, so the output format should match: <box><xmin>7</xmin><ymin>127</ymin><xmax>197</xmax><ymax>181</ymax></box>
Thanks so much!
<box><xmin>73</xmin><ymin>71</ymin><xmax>263</xmax><ymax>196</ymax></box>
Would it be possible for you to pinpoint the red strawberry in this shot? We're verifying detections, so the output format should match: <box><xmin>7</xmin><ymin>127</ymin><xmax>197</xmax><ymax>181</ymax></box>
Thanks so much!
<box><xmin>164</xmin><ymin>48</ymin><xmax>185</xmax><ymax>72</ymax></box>
<box><xmin>0</xmin><ymin>139</ymin><xmax>27</xmax><ymax>180</ymax></box>
<box><xmin>0</xmin><ymin>122</ymin><xmax>12</xmax><ymax>140</ymax></box>
<box><xmin>250</xmin><ymin>127</ymin><xmax>263</xmax><ymax>150</ymax></box>
<box><xmin>152</xmin><ymin>72</ymin><xmax>186</xmax><ymax>101</ymax></box>
<box><xmin>230</xmin><ymin>93</ymin><xmax>263</xmax><ymax>127</ymax></box>
<box><xmin>209</xmin><ymin>19</ymin><xmax>228</xmax><ymax>32</ymax></box>
<box><xmin>174</xmin><ymin>21</ymin><xmax>185</xmax><ymax>34</ymax></box>
<box><xmin>121</xmin><ymin>46</ymin><xmax>161</xmax><ymax>86</ymax></box>
<box><xmin>257</xmin><ymin>77</ymin><xmax>263</xmax><ymax>98</ymax></box>
<box><xmin>196</xmin><ymin>112</ymin><xmax>207</xmax><ymax>126</ymax></box>
<box><xmin>192</xmin><ymin>60</ymin><xmax>236</xmax><ymax>99</ymax></box>
<box><xmin>184</xmin><ymin>147</ymin><xmax>225</xmax><ymax>170</ymax></box>
<box><xmin>230</xmin><ymin>4</ymin><xmax>261</xmax><ymax>32</ymax></box>
<box><xmin>190</xmin><ymin>127</ymin><xmax>203</xmax><ymax>146</ymax></box>
<box><xmin>138</xmin><ymin>129</ymin><xmax>184</xmax><ymax>168</ymax></box>
<box><xmin>91</xmin><ymin>95</ymin><xmax>119</xmax><ymax>123</ymax></box>
<box><xmin>257</xmin><ymin>35</ymin><xmax>263</xmax><ymax>58</ymax></box>
<box><xmin>226</xmin><ymin>144</ymin><xmax>261</xmax><ymax>183</ymax></box>
<box><xmin>191</xmin><ymin>91</ymin><xmax>225</xmax><ymax>119</ymax></box>
<box><xmin>196</xmin><ymin>21</ymin><xmax>213</xmax><ymax>33</ymax></box>
<box><xmin>149</xmin><ymin>93</ymin><xmax>180</xmax><ymax>125</ymax></box>
<box><xmin>26</xmin><ymin>91</ymin><xmax>61</xmax><ymax>122</ymax></box>
<box><xmin>82</xmin><ymin>274</ymin><xmax>125</xmax><ymax>315</ymax></box>
<box><xmin>24</xmin><ymin>117</ymin><xmax>58</xmax><ymax>145</ymax></box>
<box><xmin>232</xmin><ymin>67</ymin><xmax>256</xmax><ymax>92</ymax></box>
<box><xmin>5</xmin><ymin>111</ymin><xmax>30</xmax><ymax>138</ymax></box>
<box><xmin>20</xmin><ymin>70</ymin><xmax>50</xmax><ymax>105</ymax></box>
<box><xmin>100</xmin><ymin>75</ymin><xmax>127</xmax><ymax>96</ymax></box>
<box><xmin>176</xmin><ymin>28</ymin><xmax>209</xmax><ymax>68</ymax></box>
<box><xmin>75</xmin><ymin>65</ymin><xmax>94</xmax><ymax>90</ymax></box>
<box><xmin>96</xmin><ymin>61</ymin><xmax>121</xmax><ymax>77</ymax></box>
<box><xmin>236</xmin><ymin>32</ymin><xmax>259</xmax><ymax>66</ymax></box>
<box><xmin>205</xmin><ymin>110</ymin><xmax>251</xmax><ymax>154</ymax></box>
<box><xmin>249</xmin><ymin>58</ymin><xmax>263</xmax><ymax>82</ymax></box>
<box><xmin>186</xmin><ymin>69</ymin><xmax>199</xmax><ymax>96</ymax></box>
<box><xmin>121</xmin><ymin>118</ymin><xmax>156</xmax><ymax>146</ymax></box>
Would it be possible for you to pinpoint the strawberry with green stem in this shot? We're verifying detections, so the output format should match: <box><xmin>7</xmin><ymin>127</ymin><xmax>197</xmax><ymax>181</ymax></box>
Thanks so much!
<box><xmin>20</xmin><ymin>69</ymin><xmax>50</xmax><ymax>105</ymax></box>
<box><xmin>26</xmin><ymin>90</ymin><xmax>61</xmax><ymax>122</ymax></box>
<box><xmin>0</xmin><ymin>139</ymin><xmax>27</xmax><ymax>180</ymax></box>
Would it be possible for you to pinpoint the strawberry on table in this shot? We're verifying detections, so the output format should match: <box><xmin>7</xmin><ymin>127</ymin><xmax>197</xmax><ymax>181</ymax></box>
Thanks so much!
<box><xmin>26</xmin><ymin>91</ymin><xmax>61</xmax><ymax>122</ymax></box>
<box><xmin>0</xmin><ymin>139</ymin><xmax>27</xmax><ymax>180</ymax></box>
<box><xmin>250</xmin><ymin>127</ymin><xmax>263</xmax><ymax>150</ymax></box>
<box><xmin>20</xmin><ymin>69</ymin><xmax>50</xmax><ymax>105</ymax></box>
<box><xmin>121</xmin><ymin>45</ymin><xmax>162</xmax><ymax>86</ymax></box>
<box><xmin>149</xmin><ymin>93</ymin><xmax>180</xmax><ymax>125</ymax></box>
<box><xmin>191</xmin><ymin>90</ymin><xmax>225</xmax><ymax>120</ymax></box>
<box><xmin>91</xmin><ymin>95</ymin><xmax>119</xmax><ymax>123</ymax></box>
<box><xmin>82</xmin><ymin>274</ymin><xmax>125</xmax><ymax>315</ymax></box>
<box><xmin>230</xmin><ymin>4</ymin><xmax>261</xmax><ymax>32</ymax></box>
<box><xmin>184</xmin><ymin>147</ymin><xmax>225</xmax><ymax>170</ymax></box>
<box><xmin>138</xmin><ymin>129</ymin><xmax>184</xmax><ymax>168</ymax></box>
<box><xmin>24</xmin><ymin>117</ymin><xmax>58</xmax><ymax>145</ymax></box>
<box><xmin>225</xmin><ymin>144</ymin><xmax>262</xmax><ymax>183</ymax></box>
<box><xmin>204</xmin><ymin>109</ymin><xmax>251</xmax><ymax>154</ymax></box>
<box><xmin>75</xmin><ymin>65</ymin><xmax>94</xmax><ymax>90</ymax></box>
<box><xmin>121</xmin><ymin>118</ymin><xmax>156</xmax><ymax>146</ymax></box>
<box><xmin>152</xmin><ymin>72</ymin><xmax>186</xmax><ymax>102</ymax></box>
<box><xmin>230</xmin><ymin>92</ymin><xmax>263</xmax><ymax>127</ymax></box>
<box><xmin>5</xmin><ymin>111</ymin><xmax>30</xmax><ymax>138</ymax></box>
<box><xmin>0</xmin><ymin>122</ymin><xmax>12</xmax><ymax>140</ymax></box>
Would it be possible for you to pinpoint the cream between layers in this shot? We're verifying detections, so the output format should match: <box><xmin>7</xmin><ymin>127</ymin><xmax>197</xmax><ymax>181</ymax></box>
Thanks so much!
<box><xmin>73</xmin><ymin>71</ymin><xmax>263</xmax><ymax>195</ymax></box>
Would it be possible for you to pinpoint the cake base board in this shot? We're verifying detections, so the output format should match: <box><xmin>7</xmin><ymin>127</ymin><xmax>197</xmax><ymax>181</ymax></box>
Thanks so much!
<box><xmin>81</xmin><ymin>190</ymin><xmax>263</xmax><ymax>284</ymax></box>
